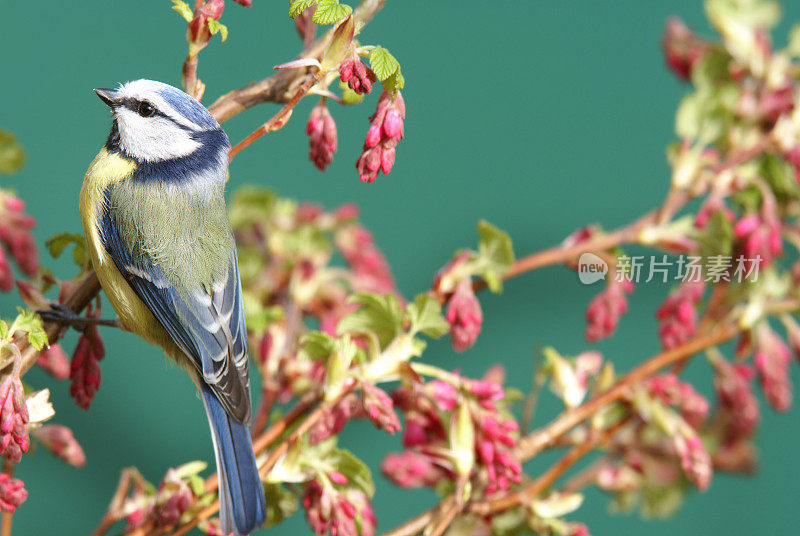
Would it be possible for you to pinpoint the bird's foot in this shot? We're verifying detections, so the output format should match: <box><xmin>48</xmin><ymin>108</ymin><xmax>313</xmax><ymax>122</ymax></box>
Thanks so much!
<box><xmin>37</xmin><ymin>304</ymin><xmax>124</xmax><ymax>331</ymax></box>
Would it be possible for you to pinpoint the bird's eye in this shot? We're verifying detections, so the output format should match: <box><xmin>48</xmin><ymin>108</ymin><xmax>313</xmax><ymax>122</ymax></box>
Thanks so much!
<box><xmin>137</xmin><ymin>102</ymin><xmax>156</xmax><ymax>117</ymax></box>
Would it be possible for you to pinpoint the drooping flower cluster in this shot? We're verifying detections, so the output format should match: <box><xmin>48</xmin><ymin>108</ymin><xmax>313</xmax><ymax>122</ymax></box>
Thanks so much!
<box><xmin>0</xmin><ymin>374</ymin><xmax>29</xmax><ymax>462</ymax></box>
<box><xmin>0</xmin><ymin>191</ymin><xmax>38</xmax><ymax>291</ymax></box>
<box><xmin>33</xmin><ymin>424</ymin><xmax>86</xmax><ymax>467</ymax></box>
<box><xmin>356</xmin><ymin>91</ymin><xmax>405</xmax><ymax>183</ymax></box>
<box><xmin>37</xmin><ymin>343</ymin><xmax>70</xmax><ymax>380</ymax></box>
<box><xmin>69</xmin><ymin>324</ymin><xmax>105</xmax><ymax>409</ymax></box>
<box><xmin>752</xmin><ymin>322</ymin><xmax>792</xmax><ymax>411</ymax></box>
<box><xmin>585</xmin><ymin>279</ymin><xmax>634</xmax><ymax>342</ymax></box>
<box><xmin>446</xmin><ymin>279</ymin><xmax>483</xmax><ymax>352</ymax></box>
<box><xmin>656</xmin><ymin>281</ymin><xmax>704</xmax><ymax>349</ymax></box>
<box><xmin>307</xmin><ymin>101</ymin><xmax>338</xmax><ymax>171</ymax></box>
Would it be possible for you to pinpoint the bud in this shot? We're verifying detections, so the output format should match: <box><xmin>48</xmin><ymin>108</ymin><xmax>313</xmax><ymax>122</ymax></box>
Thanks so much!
<box><xmin>37</xmin><ymin>344</ymin><xmax>70</xmax><ymax>380</ymax></box>
<box><xmin>674</xmin><ymin>434</ymin><xmax>712</xmax><ymax>491</ymax></box>
<box><xmin>446</xmin><ymin>279</ymin><xmax>483</xmax><ymax>352</ymax></box>
<box><xmin>34</xmin><ymin>425</ymin><xmax>86</xmax><ymax>467</ymax></box>
<box><xmin>585</xmin><ymin>280</ymin><xmax>634</xmax><ymax>342</ymax></box>
<box><xmin>187</xmin><ymin>0</ymin><xmax>225</xmax><ymax>56</ymax></box>
<box><xmin>339</xmin><ymin>57</ymin><xmax>376</xmax><ymax>95</ymax></box>
<box><xmin>69</xmin><ymin>326</ymin><xmax>105</xmax><ymax>409</ymax></box>
<box><xmin>0</xmin><ymin>473</ymin><xmax>27</xmax><ymax>513</ymax></box>
<box><xmin>656</xmin><ymin>280</ymin><xmax>704</xmax><ymax>349</ymax></box>
<box><xmin>0</xmin><ymin>375</ymin><xmax>29</xmax><ymax>462</ymax></box>
<box><xmin>356</xmin><ymin>91</ymin><xmax>405</xmax><ymax>183</ymax></box>
<box><xmin>449</xmin><ymin>402</ymin><xmax>475</xmax><ymax>477</ymax></box>
<box><xmin>362</xmin><ymin>383</ymin><xmax>400</xmax><ymax>433</ymax></box>
<box><xmin>381</xmin><ymin>451</ymin><xmax>440</xmax><ymax>488</ymax></box>
<box><xmin>662</xmin><ymin>17</ymin><xmax>708</xmax><ymax>80</ymax></box>
<box><xmin>306</xmin><ymin>101</ymin><xmax>338</xmax><ymax>171</ymax></box>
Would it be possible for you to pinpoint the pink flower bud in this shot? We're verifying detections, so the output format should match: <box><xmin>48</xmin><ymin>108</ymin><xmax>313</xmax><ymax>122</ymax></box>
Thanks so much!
<box><xmin>34</xmin><ymin>425</ymin><xmax>86</xmax><ymax>467</ymax></box>
<box><xmin>362</xmin><ymin>383</ymin><xmax>400</xmax><ymax>434</ymax></box>
<box><xmin>446</xmin><ymin>279</ymin><xmax>483</xmax><ymax>352</ymax></box>
<box><xmin>383</xmin><ymin>109</ymin><xmax>402</xmax><ymax>140</ymax></box>
<box><xmin>329</xmin><ymin>470</ymin><xmax>348</xmax><ymax>485</ymax></box>
<box><xmin>0</xmin><ymin>248</ymin><xmax>13</xmax><ymax>292</ymax></box>
<box><xmin>69</xmin><ymin>326</ymin><xmax>105</xmax><ymax>410</ymax></box>
<box><xmin>675</xmin><ymin>434</ymin><xmax>712</xmax><ymax>491</ymax></box>
<box><xmin>0</xmin><ymin>473</ymin><xmax>27</xmax><ymax>513</ymax></box>
<box><xmin>662</xmin><ymin>17</ymin><xmax>708</xmax><ymax>80</ymax></box>
<box><xmin>656</xmin><ymin>280</ymin><xmax>704</xmax><ymax>350</ymax></box>
<box><xmin>355</xmin><ymin>91</ymin><xmax>405</xmax><ymax>183</ymax></box>
<box><xmin>585</xmin><ymin>280</ymin><xmax>633</xmax><ymax>342</ymax></box>
<box><xmin>0</xmin><ymin>376</ymin><xmax>29</xmax><ymax>463</ymax></box>
<box><xmin>381</xmin><ymin>451</ymin><xmax>439</xmax><ymax>488</ymax></box>
<box><xmin>306</xmin><ymin>102</ymin><xmax>337</xmax><ymax>171</ymax></box>
<box><xmin>37</xmin><ymin>344</ymin><xmax>70</xmax><ymax>380</ymax></box>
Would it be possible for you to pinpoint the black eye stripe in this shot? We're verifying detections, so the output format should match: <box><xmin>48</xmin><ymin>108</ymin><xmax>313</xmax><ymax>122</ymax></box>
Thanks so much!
<box><xmin>119</xmin><ymin>98</ymin><xmax>164</xmax><ymax>119</ymax></box>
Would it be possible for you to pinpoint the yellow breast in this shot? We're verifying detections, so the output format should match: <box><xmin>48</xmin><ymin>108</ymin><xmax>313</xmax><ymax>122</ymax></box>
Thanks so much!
<box><xmin>79</xmin><ymin>149</ymin><xmax>183</xmax><ymax>360</ymax></box>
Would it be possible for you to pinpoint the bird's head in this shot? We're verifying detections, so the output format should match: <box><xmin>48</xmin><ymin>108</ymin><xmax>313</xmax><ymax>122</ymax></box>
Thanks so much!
<box><xmin>94</xmin><ymin>79</ymin><xmax>228</xmax><ymax>163</ymax></box>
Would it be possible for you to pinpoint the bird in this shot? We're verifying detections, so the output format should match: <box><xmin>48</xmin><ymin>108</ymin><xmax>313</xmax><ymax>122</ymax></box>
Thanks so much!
<box><xmin>79</xmin><ymin>79</ymin><xmax>266</xmax><ymax>535</ymax></box>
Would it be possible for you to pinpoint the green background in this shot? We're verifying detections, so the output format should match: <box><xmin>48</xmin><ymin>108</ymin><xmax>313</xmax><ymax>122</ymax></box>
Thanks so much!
<box><xmin>2</xmin><ymin>1</ymin><xmax>799</xmax><ymax>534</ymax></box>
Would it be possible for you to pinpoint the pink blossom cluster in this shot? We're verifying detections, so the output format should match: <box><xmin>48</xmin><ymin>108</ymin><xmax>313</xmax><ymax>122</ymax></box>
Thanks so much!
<box><xmin>335</xmin><ymin>223</ymin><xmax>397</xmax><ymax>296</ymax></box>
<box><xmin>752</xmin><ymin>324</ymin><xmax>792</xmax><ymax>412</ymax></box>
<box><xmin>585</xmin><ymin>279</ymin><xmax>634</xmax><ymax>342</ymax></box>
<box><xmin>432</xmin><ymin>252</ymin><xmax>484</xmax><ymax>352</ymax></box>
<box><xmin>340</xmin><ymin>57</ymin><xmax>376</xmax><ymax>95</ymax></box>
<box><xmin>0</xmin><ymin>375</ymin><xmax>29</xmax><ymax>462</ymax></box>
<box><xmin>309</xmin><ymin>383</ymin><xmax>400</xmax><ymax>444</ymax></box>
<box><xmin>70</xmin><ymin>324</ymin><xmax>105</xmax><ymax>409</ymax></box>
<box><xmin>385</xmin><ymin>370</ymin><xmax>521</xmax><ymax>495</ymax></box>
<box><xmin>0</xmin><ymin>473</ymin><xmax>27</xmax><ymax>513</ymax></box>
<box><xmin>307</xmin><ymin>102</ymin><xmax>338</xmax><ymax>171</ymax></box>
<box><xmin>356</xmin><ymin>91</ymin><xmax>404</xmax><ymax>183</ymax></box>
<box><xmin>0</xmin><ymin>192</ymin><xmax>38</xmax><ymax>291</ymax></box>
<box><xmin>647</xmin><ymin>374</ymin><xmax>710</xmax><ymax>429</ymax></box>
<box><xmin>661</xmin><ymin>17</ymin><xmax>709</xmax><ymax>80</ymax></box>
<box><xmin>733</xmin><ymin>212</ymin><xmax>783</xmax><ymax>270</ymax></box>
<box><xmin>34</xmin><ymin>424</ymin><xmax>86</xmax><ymax>467</ymax></box>
<box><xmin>303</xmin><ymin>480</ymin><xmax>375</xmax><ymax>536</ymax></box>
<box><xmin>713</xmin><ymin>358</ymin><xmax>759</xmax><ymax>442</ymax></box>
<box><xmin>656</xmin><ymin>281</ymin><xmax>704</xmax><ymax>350</ymax></box>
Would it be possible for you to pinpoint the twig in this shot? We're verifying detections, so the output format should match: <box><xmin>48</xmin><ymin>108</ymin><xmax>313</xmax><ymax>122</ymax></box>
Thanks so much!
<box><xmin>1</xmin><ymin>458</ymin><xmax>14</xmax><ymax>536</ymax></box>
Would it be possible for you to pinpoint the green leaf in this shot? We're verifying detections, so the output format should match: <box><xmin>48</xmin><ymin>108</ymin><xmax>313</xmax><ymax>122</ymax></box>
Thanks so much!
<box><xmin>15</xmin><ymin>308</ymin><xmax>47</xmax><ymax>350</ymax></box>
<box><xmin>476</xmin><ymin>220</ymin><xmax>514</xmax><ymax>293</ymax></box>
<box><xmin>0</xmin><ymin>129</ymin><xmax>25</xmax><ymax>175</ymax></box>
<box><xmin>299</xmin><ymin>331</ymin><xmax>337</xmax><ymax>361</ymax></box>
<box><xmin>0</xmin><ymin>320</ymin><xmax>8</xmax><ymax>341</ymax></box>
<box><xmin>262</xmin><ymin>484</ymin><xmax>299</xmax><ymax>528</ymax></box>
<box><xmin>761</xmin><ymin>154</ymin><xmax>800</xmax><ymax>202</ymax></box>
<box><xmin>288</xmin><ymin>0</ymin><xmax>317</xmax><ymax>19</ymax></box>
<box><xmin>312</xmin><ymin>0</ymin><xmax>352</xmax><ymax>25</ymax></box>
<box><xmin>369</xmin><ymin>46</ymin><xmax>400</xmax><ymax>81</ymax></box>
<box><xmin>328</xmin><ymin>448</ymin><xmax>375</xmax><ymax>497</ymax></box>
<box><xmin>45</xmin><ymin>232</ymin><xmax>87</xmax><ymax>267</ymax></box>
<box><xmin>188</xmin><ymin>475</ymin><xmax>205</xmax><ymax>497</ymax></box>
<box><xmin>696</xmin><ymin>210</ymin><xmax>733</xmax><ymax>260</ymax></box>
<box><xmin>242</xmin><ymin>292</ymin><xmax>283</xmax><ymax>334</ymax></box>
<box><xmin>171</xmin><ymin>0</ymin><xmax>194</xmax><ymax>22</ymax></box>
<box><xmin>337</xmin><ymin>293</ymin><xmax>403</xmax><ymax>347</ymax></box>
<box><xmin>206</xmin><ymin>18</ymin><xmax>228</xmax><ymax>42</ymax></box>
<box><xmin>229</xmin><ymin>187</ymin><xmax>276</xmax><ymax>229</ymax></box>
<box><xmin>369</xmin><ymin>45</ymin><xmax>406</xmax><ymax>93</ymax></box>
<box><xmin>407</xmin><ymin>294</ymin><xmax>449</xmax><ymax>338</ymax></box>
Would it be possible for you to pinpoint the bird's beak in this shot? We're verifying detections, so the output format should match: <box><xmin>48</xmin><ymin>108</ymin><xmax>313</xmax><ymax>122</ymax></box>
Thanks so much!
<box><xmin>94</xmin><ymin>88</ymin><xmax>120</xmax><ymax>108</ymax></box>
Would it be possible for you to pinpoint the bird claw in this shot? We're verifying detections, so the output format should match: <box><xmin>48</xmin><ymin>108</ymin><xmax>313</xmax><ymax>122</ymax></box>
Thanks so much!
<box><xmin>36</xmin><ymin>304</ymin><xmax>122</xmax><ymax>331</ymax></box>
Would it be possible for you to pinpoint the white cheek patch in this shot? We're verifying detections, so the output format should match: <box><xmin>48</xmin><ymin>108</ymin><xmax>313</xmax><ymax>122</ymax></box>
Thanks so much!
<box><xmin>116</xmin><ymin>108</ymin><xmax>200</xmax><ymax>162</ymax></box>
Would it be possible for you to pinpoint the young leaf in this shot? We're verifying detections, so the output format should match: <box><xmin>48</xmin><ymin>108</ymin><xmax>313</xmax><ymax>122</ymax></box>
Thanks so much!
<box><xmin>299</xmin><ymin>331</ymin><xmax>338</xmax><ymax>361</ymax></box>
<box><xmin>46</xmin><ymin>232</ymin><xmax>87</xmax><ymax>267</ymax></box>
<box><xmin>171</xmin><ymin>0</ymin><xmax>194</xmax><ymax>23</ymax></box>
<box><xmin>312</xmin><ymin>0</ymin><xmax>352</xmax><ymax>25</ymax></box>
<box><xmin>288</xmin><ymin>0</ymin><xmax>317</xmax><ymax>19</ymax></box>
<box><xmin>263</xmin><ymin>484</ymin><xmax>299</xmax><ymax>528</ymax></box>
<box><xmin>0</xmin><ymin>320</ymin><xmax>8</xmax><ymax>341</ymax></box>
<box><xmin>328</xmin><ymin>448</ymin><xmax>375</xmax><ymax>497</ymax></box>
<box><xmin>15</xmin><ymin>308</ymin><xmax>48</xmax><ymax>350</ymax></box>
<box><xmin>369</xmin><ymin>47</ymin><xmax>400</xmax><ymax>81</ymax></box>
<box><xmin>321</xmin><ymin>15</ymin><xmax>354</xmax><ymax>71</ymax></box>
<box><xmin>0</xmin><ymin>129</ymin><xmax>25</xmax><ymax>175</ymax></box>
<box><xmin>476</xmin><ymin>220</ymin><xmax>515</xmax><ymax>293</ymax></box>
<box><xmin>407</xmin><ymin>294</ymin><xmax>449</xmax><ymax>338</ymax></box>
<box><xmin>790</xmin><ymin>23</ymin><xmax>800</xmax><ymax>58</ymax></box>
<box><xmin>206</xmin><ymin>18</ymin><xmax>228</xmax><ymax>42</ymax></box>
<box><xmin>337</xmin><ymin>293</ymin><xmax>404</xmax><ymax>347</ymax></box>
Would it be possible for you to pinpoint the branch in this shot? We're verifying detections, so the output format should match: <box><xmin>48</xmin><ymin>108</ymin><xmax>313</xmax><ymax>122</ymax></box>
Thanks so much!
<box><xmin>207</xmin><ymin>0</ymin><xmax>387</xmax><ymax>124</ymax></box>
<box><xmin>378</xmin><ymin>323</ymin><xmax>740</xmax><ymax>536</ymax></box>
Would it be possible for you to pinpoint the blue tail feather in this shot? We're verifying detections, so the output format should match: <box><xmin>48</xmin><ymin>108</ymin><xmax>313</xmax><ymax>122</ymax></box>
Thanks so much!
<box><xmin>202</xmin><ymin>385</ymin><xmax>266</xmax><ymax>536</ymax></box>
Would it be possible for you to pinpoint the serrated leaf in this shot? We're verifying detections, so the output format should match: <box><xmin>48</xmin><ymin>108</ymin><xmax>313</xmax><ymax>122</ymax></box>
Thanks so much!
<box><xmin>288</xmin><ymin>0</ymin><xmax>317</xmax><ymax>19</ymax></box>
<box><xmin>206</xmin><ymin>18</ymin><xmax>228</xmax><ymax>41</ymax></box>
<box><xmin>15</xmin><ymin>308</ymin><xmax>47</xmax><ymax>350</ymax></box>
<box><xmin>263</xmin><ymin>483</ymin><xmax>299</xmax><ymax>528</ymax></box>
<box><xmin>299</xmin><ymin>331</ymin><xmax>337</xmax><ymax>361</ymax></box>
<box><xmin>476</xmin><ymin>220</ymin><xmax>514</xmax><ymax>293</ymax></box>
<box><xmin>337</xmin><ymin>293</ymin><xmax>403</xmax><ymax>347</ymax></box>
<box><xmin>382</xmin><ymin>67</ymin><xmax>405</xmax><ymax>94</ymax></box>
<box><xmin>171</xmin><ymin>0</ymin><xmax>194</xmax><ymax>22</ymax></box>
<box><xmin>0</xmin><ymin>129</ymin><xmax>25</xmax><ymax>175</ymax></box>
<box><xmin>407</xmin><ymin>294</ymin><xmax>449</xmax><ymax>338</ymax></box>
<box><xmin>328</xmin><ymin>448</ymin><xmax>375</xmax><ymax>497</ymax></box>
<box><xmin>312</xmin><ymin>0</ymin><xmax>352</xmax><ymax>25</ymax></box>
<box><xmin>369</xmin><ymin>46</ymin><xmax>400</xmax><ymax>81</ymax></box>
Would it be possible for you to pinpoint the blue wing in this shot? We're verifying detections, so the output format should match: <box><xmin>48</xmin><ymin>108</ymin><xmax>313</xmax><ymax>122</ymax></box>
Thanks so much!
<box><xmin>98</xmin><ymin>190</ymin><xmax>252</xmax><ymax>423</ymax></box>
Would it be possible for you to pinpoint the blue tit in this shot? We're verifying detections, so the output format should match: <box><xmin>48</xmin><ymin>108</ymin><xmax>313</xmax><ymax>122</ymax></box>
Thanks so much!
<box><xmin>80</xmin><ymin>79</ymin><xmax>266</xmax><ymax>535</ymax></box>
